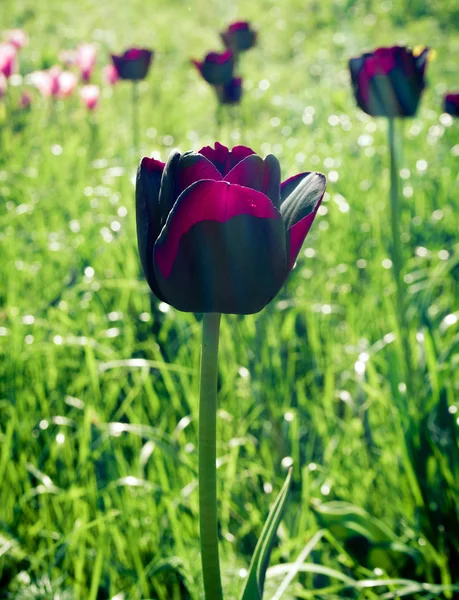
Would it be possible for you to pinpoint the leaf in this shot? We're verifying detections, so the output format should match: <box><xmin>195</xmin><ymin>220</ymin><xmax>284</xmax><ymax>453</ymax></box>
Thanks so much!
<box><xmin>239</xmin><ymin>469</ymin><xmax>292</xmax><ymax>600</ymax></box>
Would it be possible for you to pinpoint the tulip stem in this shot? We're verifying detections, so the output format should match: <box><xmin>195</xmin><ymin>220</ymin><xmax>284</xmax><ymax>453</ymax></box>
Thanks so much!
<box><xmin>388</xmin><ymin>117</ymin><xmax>414</xmax><ymax>398</ymax></box>
<box><xmin>132</xmin><ymin>81</ymin><xmax>139</xmax><ymax>152</ymax></box>
<box><xmin>199</xmin><ymin>312</ymin><xmax>223</xmax><ymax>600</ymax></box>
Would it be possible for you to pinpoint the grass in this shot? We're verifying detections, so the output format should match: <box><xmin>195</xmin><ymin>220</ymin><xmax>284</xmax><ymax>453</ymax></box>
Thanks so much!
<box><xmin>0</xmin><ymin>0</ymin><xmax>458</xmax><ymax>598</ymax></box>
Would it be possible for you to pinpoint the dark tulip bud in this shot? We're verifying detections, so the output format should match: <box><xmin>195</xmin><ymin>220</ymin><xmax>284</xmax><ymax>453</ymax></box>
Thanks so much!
<box><xmin>444</xmin><ymin>93</ymin><xmax>459</xmax><ymax>117</ymax></box>
<box><xmin>192</xmin><ymin>50</ymin><xmax>234</xmax><ymax>85</ymax></box>
<box><xmin>111</xmin><ymin>48</ymin><xmax>153</xmax><ymax>80</ymax></box>
<box><xmin>221</xmin><ymin>22</ymin><xmax>257</xmax><ymax>53</ymax></box>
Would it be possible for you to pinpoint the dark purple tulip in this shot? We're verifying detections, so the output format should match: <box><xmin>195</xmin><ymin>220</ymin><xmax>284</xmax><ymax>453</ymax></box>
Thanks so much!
<box><xmin>349</xmin><ymin>46</ymin><xmax>429</xmax><ymax>117</ymax></box>
<box><xmin>221</xmin><ymin>21</ymin><xmax>257</xmax><ymax>53</ymax></box>
<box><xmin>444</xmin><ymin>93</ymin><xmax>459</xmax><ymax>117</ymax></box>
<box><xmin>111</xmin><ymin>48</ymin><xmax>153</xmax><ymax>81</ymax></box>
<box><xmin>192</xmin><ymin>50</ymin><xmax>234</xmax><ymax>85</ymax></box>
<box><xmin>216</xmin><ymin>77</ymin><xmax>243</xmax><ymax>105</ymax></box>
<box><xmin>136</xmin><ymin>143</ymin><xmax>326</xmax><ymax>314</ymax></box>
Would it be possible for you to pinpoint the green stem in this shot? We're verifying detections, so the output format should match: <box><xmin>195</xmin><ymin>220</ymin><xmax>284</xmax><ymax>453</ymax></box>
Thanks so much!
<box><xmin>199</xmin><ymin>312</ymin><xmax>223</xmax><ymax>600</ymax></box>
<box><xmin>132</xmin><ymin>81</ymin><xmax>139</xmax><ymax>152</ymax></box>
<box><xmin>388</xmin><ymin>118</ymin><xmax>414</xmax><ymax>401</ymax></box>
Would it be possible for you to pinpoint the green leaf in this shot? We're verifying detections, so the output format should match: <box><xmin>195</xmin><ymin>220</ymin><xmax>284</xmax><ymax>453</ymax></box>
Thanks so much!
<box><xmin>240</xmin><ymin>469</ymin><xmax>292</xmax><ymax>600</ymax></box>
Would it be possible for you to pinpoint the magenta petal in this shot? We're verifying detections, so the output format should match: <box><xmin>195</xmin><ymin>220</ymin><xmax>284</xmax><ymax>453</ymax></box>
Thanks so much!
<box><xmin>154</xmin><ymin>180</ymin><xmax>280</xmax><ymax>278</ymax></box>
<box><xmin>177</xmin><ymin>154</ymin><xmax>222</xmax><ymax>196</ymax></box>
<box><xmin>199</xmin><ymin>143</ymin><xmax>255</xmax><ymax>175</ymax></box>
<box><xmin>141</xmin><ymin>157</ymin><xmax>165</xmax><ymax>173</ymax></box>
<box><xmin>224</xmin><ymin>154</ymin><xmax>265</xmax><ymax>189</ymax></box>
<box><xmin>288</xmin><ymin>211</ymin><xmax>318</xmax><ymax>270</ymax></box>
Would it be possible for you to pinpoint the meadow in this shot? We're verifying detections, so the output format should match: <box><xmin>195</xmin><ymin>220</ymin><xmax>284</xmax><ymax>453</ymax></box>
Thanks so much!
<box><xmin>0</xmin><ymin>0</ymin><xmax>458</xmax><ymax>598</ymax></box>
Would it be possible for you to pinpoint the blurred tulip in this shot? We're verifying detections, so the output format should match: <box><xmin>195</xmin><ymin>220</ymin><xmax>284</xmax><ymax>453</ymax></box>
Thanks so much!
<box><xmin>5</xmin><ymin>29</ymin><xmax>28</xmax><ymax>50</ymax></box>
<box><xmin>19</xmin><ymin>91</ymin><xmax>32</xmax><ymax>109</ymax></box>
<box><xmin>136</xmin><ymin>142</ymin><xmax>326</xmax><ymax>314</ymax></box>
<box><xmin>192</xmin><ymin>50</ymin><xmax>234</xmax><ymax>85</ymax></box>
<box><xmin>444</xmin><ymin>93</ymin><xmax>459</xmax><ymax>117</ymax></box>
<box><xmin>29</xmin><ymin>67</ymin><xmax>77</xmax><ymax>98</ymax></box>
<box><xmin>111</xmin><ymin>48</ymin><xmax>153</xmax><ymax>80</ymax></box>
<box><xmin>77</xmin><ymin>43</ymin><xmax>97</xmax><ymax>82</ymax></box>
<box><xmin>349</xmin><ymin>46</ymin><xmax>429</xmax><ymax>118</ymax></box>
<box><xmin>221</xmin><ymin>22</ymin><xmax>257</xmax><ymax>53</ymax></box>
<box><xmin>102</xmin><ymin>63</ymin><xmax>119</xmax><ymax>86</ymax></box>
<box><xmin>0</xmin><ymin>43</ymin><xmax>17</xmax><ymax>78</ymax></box>
<box><xmin>80</xmin><ymin>84</ymin><xmax>100</xmax><ymax>110</ymax></box>
<box><xmin>60</xmin><ymin>49</ymin><xmax>78</xmax><ymax>67</ymax></box>
<box><xmin>216</xmin><ymin>77</ymin><xmax>243</xmax><ymax>105</ymax></box>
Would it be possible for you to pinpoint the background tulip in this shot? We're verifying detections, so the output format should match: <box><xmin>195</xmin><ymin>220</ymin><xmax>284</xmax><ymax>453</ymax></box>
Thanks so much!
<box><xmin>5</xmin><ymin>29</ymin><xmax>28</xmax><ymax>50</ymax></box>
<box><xmin>215</xmin><ymin>76</ymin><xmax>243</xmax><ymax>105</ymax></box>
<box><xmin>80</xmin><ymin>84</ymin><xmax>100</xmax><ymax>110</ymax></box>
<box><xmin>0</xmin><ymin>43</ymin><xmax>17</xmax><ymax>78</ymax></box>
<box><xmin>77</xmin><ymin>43</ymin><xmax>97</xmax><ymax>82</ymax></box>
<box><xmin>102</xmin><ymin>63</ymin><xmax>119</xmax><ymax>86</ymax></box>
<box><xmin>221</xmin><ymin>21</ymin><xmax>257</xmax><ymax>53</ymax></box>
<box><xmin>444</xmin><ymin>92</ymin><xmax>459</xmax><ymax>116</ymax></box>
<box><xmin>136</xmin><ymin>143</ymin><xmax>326</xmax><ymax>314</ymax></box>
<box><xmin>349</xmin><ymin>46</ymin><xmax>429</xmax><ymax>117</ymax></box>
<box><xmin>111</xmin><ymin>48</ymin><xmax>153</xmax><ymax>80</ymax></box>
<box><xmin>192</xmin><ymin>50</ymin><xmax>234</xmax><ymax>85</ymax></box>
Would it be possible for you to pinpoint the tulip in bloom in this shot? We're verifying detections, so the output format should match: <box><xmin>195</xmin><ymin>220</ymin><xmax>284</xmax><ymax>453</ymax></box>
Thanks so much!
<box><xmin>216</xmin><ymin>77</ymin><xmax>243</xmax><ymax>105</ymax></box>
<box><xmin>136</xmin><ymin>143</ymin><xmax>326</xmax><ymax>314</ymax></box>
<box><xmin>0</xmin><ymin>43</ymin><xmax>17</xmax><ymax>78</ymax></box>
<box><xmin>5</xmin><ymin>29</ymin><xmax>28</xmax><ymax>50</ymax></box>
<box><xmin>29</xmin><ymin>67</ymin><xmax>77</xmax><ymax>98</ymax></box>
<box><xmin>192</xmin><ymin>50</ymin><xmax>234</xmax><ymax>85</ymax></box>
<box><xmin>221</xmin><ymin>21</ymin><xmax>257</xmax><ymax>53</ymax></box>
<box><xmin>77</xmin><ymin>43</ymin><xmax>97</xmax><ymax>82</ymax></box>
<box><xmin>111</xmin><ymin>48</ymin><xmax>153</xmax><ymax>80</ymax></box>
<box><xmin>444</xmin><ymin>93</ymin><xmax>459</xmax><ymax>117</ymax></box>
<box><xmin>102</xmin><ymin>63</ymin><xmax>119</xmax><ymax>86</ymax></box>
<box><xmin>80</xmin><ymin>84</ymin><xmax>100</xmax><ymax>110</ymax></box>
<box><xmin>349</xmin><ymin>46</ymin><xmax>429</xmax><ymax>117</ymax></box>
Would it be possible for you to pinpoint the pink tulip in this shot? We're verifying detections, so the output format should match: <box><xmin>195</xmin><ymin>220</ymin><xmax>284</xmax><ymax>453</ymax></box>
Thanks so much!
<box><xmin>77</xmin><ymin>43</ymin><xmax>97</xmax><ymax>82</ymax></box>
<box><xmin>0</xmin><ymin>73</ymin><xmax>7</xmax><ymax>98</ymax></box>
<box><xmin>0</xmin><ymin>43</ymin><xmax>17</xmax><ymax>78</ymax></box>
<box><xmin>80</xmin><ymin>84</ymin><xmax>100</xmax><ymax>110</ymax></box>
<box><xmin>29</xmin><ymin>66</ymin><xmax>77</xmax><ymax>98</ymax></box>
<box><xmin>6</xmin><ymin>29</ymin><xmax>28</xmax><ymax>50</ymax></box>
<box><xmin>20</xmin><ymin>91</ymin><xmax>32</xmax><ymax>109</ymax></box>
<box><xmin>102</xmin><ymin>63</ymin><xmax>119</xmax><ymax>86</ymax></box>
<box><xmin>60</xmin><ymin>49</ymin><xmax>78</xmax><ymax>67</ymax></box>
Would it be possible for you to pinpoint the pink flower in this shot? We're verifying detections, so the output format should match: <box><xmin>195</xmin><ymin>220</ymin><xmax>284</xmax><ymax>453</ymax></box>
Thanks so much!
<box><xmin>20</xmin><ymin>92</ymin><xmax>32</xmax><ymax>109</ymax></box>
<box><xmin>80</xmin><ymin>84</ymin><xmax>100</xmax><ymax>110</ymax></box>
<box><xmin>0</xmin><ymin>43</ymin><xmax>17</xmax><ymax>78</ymax></box>
<box><xmin>102</xmin><ymin>63</ymin><xmax>119</xmax><ymax>86</ymax></box>
<box><xmin>77</xmin><ymin>43</ymin><xmax>97</xmax><ymax>82</ymax></box>
<box><xmin>5</xmin><ymin>29</ymin><xmax>28</xmax><ymax>50</ymax></box>
<box><xmin>0</xmin><ymin>73</ymin><xmax>7</xmax><ymax>98</ymax></box>
<box><xmin>29</xmin><ymin>67</ymin><xmax>77</xmax><ymax>98</ymax></box>
<box><xmin>60</xmin><ymin>49</ymin><xmax>78</xmax><ymax>67</ymax></box>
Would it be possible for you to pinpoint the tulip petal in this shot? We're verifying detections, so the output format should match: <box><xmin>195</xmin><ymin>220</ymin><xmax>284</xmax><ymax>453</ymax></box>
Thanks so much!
<box><xmin>199</xmin><ymin>142</ymin><xmax>255</xmax><ymax>175</ymax></box>
<box><xmin>158</xmin><ymin>150</ymin><xmax>181</xmax><ymax>227</ymax></box>
<box><xmin>155</xmin><ymin>179</ymin><xmax>281</xmax><ymax>278</ymax></box>
<box><xmin>135</xmin><ymin>158</ymin><xmax>166</xmax><ymax>301</ymax></box>
<box><xmin>153</xmin><ymin>181</ymin><xmax>287</xmax><ymax>314</ymax></box>
<box><xmin>177</xmin><ymin>152</ymin><xmax>222</xmax><ymax>196</ymax></box>
<box><xmin>280</xmin><ymin>173</ymin><xmax>326</xmax><ymax>268</ymax></box>
<box><xmin>224</xmin><ymin>154</ymin><xmax>281</xmax><ymax>207</ymax></box>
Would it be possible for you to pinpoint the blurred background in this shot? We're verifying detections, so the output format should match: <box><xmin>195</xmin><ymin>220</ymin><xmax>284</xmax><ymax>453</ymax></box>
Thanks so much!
<box><xmin>0</xmin><ymin>0</ymin><xmax>458</xmax><ymax>598</ymax></box>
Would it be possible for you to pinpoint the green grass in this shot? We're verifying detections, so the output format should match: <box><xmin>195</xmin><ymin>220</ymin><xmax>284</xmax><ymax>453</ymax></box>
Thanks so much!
<box><xmin>0</xmin><ymin>0</ymin><xmax>458</xmax><ymax>598</ymax></box>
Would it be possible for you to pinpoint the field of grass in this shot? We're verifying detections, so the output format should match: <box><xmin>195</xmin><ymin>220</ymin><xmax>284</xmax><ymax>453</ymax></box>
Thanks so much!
<box><xmin>0</xmin><ymin>0</ymin><xmax>458</xmax><ymax>598</ymax></box>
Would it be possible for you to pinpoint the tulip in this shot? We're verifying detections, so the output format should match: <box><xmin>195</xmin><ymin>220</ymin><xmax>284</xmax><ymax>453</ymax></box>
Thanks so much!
<box><xmin>29</xmin><ymin>67</ymin><xmax>77</xmax><ymax>98</ymax></box>
<box><xmin>111</xmin><ymin>48</ymin><xmax>153</xmax><ymax>80</ymax></box>
<box><xmin>221</xmin><ymin>21</ymin><xmax>257</xmax><ymax>53</ymax></box>
<box><xmin>0</xmin><ymin>43</ymin><xmax>17</xmax><ymax>78</ymax></box>
<box><xmin>19</xmin><ymin>91</ymin><xmax>32</xmax><ymax>109</ymax></box>
<box><xmin>102</xmin><ymin>63</ymin><xmax>119</xmax><ymax>86</ymax></box>
<box><xmin>5</xmin><ymin>29</ymin><xmax>28</xmax><ymax>50</ymax></box>
<box><xmin>444</xmin><ymin>93</ymin><xmax>459</xmax><ymax>117</ymax></box>
<box><xmin>215</xmin><ymin>76</ymin><xmax>243</xmax><ymax>105</ymax></box>
<box><xmin>349</xmin><ymin>46</ymin><xmax>429</xmax><ymax>118</ymax></box>
<box><xmin>77</xmin><ymin>43</ymin><xmax>97</xmax><ymax>82</ymax></box>
<box><xmin>136</xmin><ymin>142</ymin><xmax>326</xmax><ymax>314</ymax></box>
<box><xmin>192</xmin><ymin>50</ymin><xmax>234</xmax><ymax>85</ymax></box>
<box><xmin>80</xmin><ymin>84</ymin><xmax>100</xmax><ymax>110</ymax></box>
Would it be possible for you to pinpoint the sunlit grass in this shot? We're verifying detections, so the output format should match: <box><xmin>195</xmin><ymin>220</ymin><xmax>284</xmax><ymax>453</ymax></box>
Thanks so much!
<box><xmin>0</xmin><ymin>0</ymin><xmax>458</xmax><ymax>598</ymax></box>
